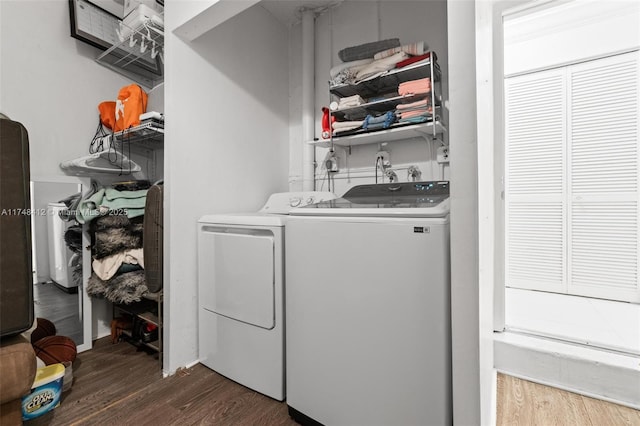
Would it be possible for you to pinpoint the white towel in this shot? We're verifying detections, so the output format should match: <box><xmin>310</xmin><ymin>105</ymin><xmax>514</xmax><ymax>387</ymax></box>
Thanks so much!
<box><xmin>92</xmin><ymin>248</ymin><xmax>145</xmax><ymax>281</ymax></box>
<box><xmin>337</xmin><ymin>95</ymin><xmax>366</xmax><ymax>109</ymax></box>
<box><xmin>329</xmin><ymin>59</ymin><xmax>374</xmax><ymax>79</ymax></box>
<box><xmin>354</xmin><ymin>52</ymin><xmax>410</xmax><ymax>82</ymax></box>
<box><xmin>373</xmin><ymin>42</ymin><xmax>427</xmax><ymax>60</ymax></box>
<box><xmin>332</xmin><ymin>120</ymin><xmax>364</xmax><ymax>132</ymax></box>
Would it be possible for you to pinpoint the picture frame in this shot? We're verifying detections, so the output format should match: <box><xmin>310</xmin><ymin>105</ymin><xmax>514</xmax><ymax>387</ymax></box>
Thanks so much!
<box><xmin>69</xmin><ymin>0</ymin><xmax>122</xmax><ymax>51</ymax></box>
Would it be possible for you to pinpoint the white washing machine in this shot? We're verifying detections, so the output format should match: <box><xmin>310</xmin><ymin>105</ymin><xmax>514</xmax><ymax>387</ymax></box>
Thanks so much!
<box><xmin>285</xmin><ymin>181</ymin><xmax>451</xmax><ymax>425</ymax></box>
<box><xmin>197</xmin><ymin>191</ymin><xmax>336</xmax><ymax>401</ymax></box>
<box><xmin>47</xmin><ymin>202</ymin><xmax>76</xmax><ymax>290</ymax></box>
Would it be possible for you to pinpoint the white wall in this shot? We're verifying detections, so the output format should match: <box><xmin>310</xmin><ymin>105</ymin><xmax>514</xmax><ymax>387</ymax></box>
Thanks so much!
<box><xmin>287</xmin><ymin>0</ymin><xmax>449</xmax><ymax>195</ymax></box>
<box><xmin>164</xmin><ymin>2</ymin><xmax>290</xmax><ymax>373</ymax></box>
<box><xmin>0</xmin><ymin>0</ymin><xmax>132</xmax><ymax>178</ymax></box>
<box><xmin>447</xmin><ymin>2</ymin><xmax>489</xmax><ymax>425</ymax></box>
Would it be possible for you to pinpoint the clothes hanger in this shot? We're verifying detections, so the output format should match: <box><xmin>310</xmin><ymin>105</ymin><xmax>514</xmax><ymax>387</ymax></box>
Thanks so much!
<box><xmin>59</xmin><ymin>150</ymin><xmax>142</xmax><ymax>176</ymax></box>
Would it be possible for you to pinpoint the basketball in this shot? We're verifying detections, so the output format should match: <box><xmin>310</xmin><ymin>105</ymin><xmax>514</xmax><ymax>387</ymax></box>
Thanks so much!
<box><xmin>30</xmin><ymin>317</ymin><xmax>57</xmax><ymax>343</ymax></box>
<box><xmin>32</xmin><ymin>335</ymin><xmax>77</xmax><ymax>365</ymax></box>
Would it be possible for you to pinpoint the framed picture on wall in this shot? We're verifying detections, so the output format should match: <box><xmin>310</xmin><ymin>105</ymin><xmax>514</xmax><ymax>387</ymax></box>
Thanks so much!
<box><xmin>68</xmin><ymin>0</ymin><xmax>122</xmax><ymax>50</ymax></box>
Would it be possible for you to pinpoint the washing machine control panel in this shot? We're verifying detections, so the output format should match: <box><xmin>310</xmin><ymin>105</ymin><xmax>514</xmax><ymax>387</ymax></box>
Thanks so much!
<box><xmin>302</xmin><ymin>181</ymin><xmax>450</xmax><ymax>210</ymax></box>
<box><xmin>259</xmin><ymin>191</ymin><xmax>338</xmax><ymax>214</ymax></box>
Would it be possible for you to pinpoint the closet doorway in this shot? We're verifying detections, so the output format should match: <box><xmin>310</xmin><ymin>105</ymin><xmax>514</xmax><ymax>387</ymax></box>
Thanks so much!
<box><xmin>500</xmin><ymin>1</ymin><xmax>640</xmax><ymax>356</ymax></box>
<box><xmin>31</xmin><ymin>178</ymin><xmax>92</xmax><ymax>352</ymax></box>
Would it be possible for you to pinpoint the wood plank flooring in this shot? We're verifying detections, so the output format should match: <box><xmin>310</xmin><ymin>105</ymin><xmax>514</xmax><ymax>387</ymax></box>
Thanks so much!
<box><xmin>497</xmin><ymin>374</ymin><xmax>640</xmax><ymax>426</ymax></box>
<box><xmin>24</xmin><ymin>336</ymin><xmax>640</xmax><ymax>425</ymax></box>
<box><xmin>25</xmin><ymin>337</ymin><xmax>296</xmax><ymax>426</ymax></box>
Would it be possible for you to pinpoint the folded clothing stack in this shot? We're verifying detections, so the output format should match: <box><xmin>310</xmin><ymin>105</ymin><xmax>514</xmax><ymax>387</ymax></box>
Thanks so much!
<box><xmin>373</xmin><ymin>41</ymin><xmax>427</xmax><ymax>60</ymax></box>
<box><xmin>354</xmin><ymin>51</ymin><xmax>409</xmax><ymax>83</ymax></box>
<box><xmin>332</xmin><ymin>120</ymin><xmax>364</xmax><ymax>135</ymax></box>
<box><xmin>330</xmin><ymin>94</ymin><xmax>366</xmax><ymax>111</ymax></box>
<box><xmin>329</xmin><ymin>39</ymin><xmax>430</xmax><ymax>87</ymax></box>
<box><xmin>77</xmin><ymin>187</ymin><xmax>148</xmax><ymax>224</ymax></box>
<box><xmin>87</xmin><ymin>213</ymin><xmax>148</xmax><ymax>305</ymax></box>
<box><xmin>363</xmin><ymin>111</ymin><xmax>397</xmax><ymax>131</ymax></box>
<box><xmin>396</xmin><ymin>99</ymin><xmax>433</xmax><ymax>124</ymax></box>
<box><xmin>398</xmin><ymin>77</ymin><xmax>431</xmax><ymax>96</ymax></box>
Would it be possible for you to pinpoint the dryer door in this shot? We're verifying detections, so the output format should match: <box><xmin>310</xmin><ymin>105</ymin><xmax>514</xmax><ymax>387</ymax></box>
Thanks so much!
<box><xmin>198</xmin><ymin>226</ymin><xmax>275</xmax><ymax>329</ymax></box>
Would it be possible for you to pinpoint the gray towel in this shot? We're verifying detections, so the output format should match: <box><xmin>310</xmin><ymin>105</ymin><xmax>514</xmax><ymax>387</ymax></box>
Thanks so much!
<box><xmin>338</xmin><ymin>38</ymin><xmax>401</xmax><ymax>62</ymax></box>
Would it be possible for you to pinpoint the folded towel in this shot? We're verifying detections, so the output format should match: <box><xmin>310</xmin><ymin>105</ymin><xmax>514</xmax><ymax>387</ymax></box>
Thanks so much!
<box><xmin>373</xmin><ymin>41</ymin><xmax>427</xmax><ymax>60</ymax></box>
<box><xmin>396</xmin><ymin>99</ymin><xmax>430</xmax><ymax>110</ymax></box>
<box><xmin>398</xmin><ymin>108</ymin><xmax>433</xmax><ymax>119</ymax></box>
<box><xmin>332</xmin><ymin>120</ymin><xmax>364</xmax><ymax>134</ymax></box>
<box><xmin>399</xmin><ymin>115</ymin><xmax>430</xmax><ymax>124</ymax></box>
<box><xmin>355</xmin><ymin>51</ymin><xmax>410</xmax><ymax>83</ymax></box>
<box><xmin>337</xmin><ymin>94</ymin><xmax>366</xmax><ymax>109</ymax></box>
<box><xmin>329</xmin><ymin>59</ymin><xmax>374</xmax><ymax>79</ymax></box>
<box><xmin>104</xmin><ymin>187</ymin><xmax>148</xmax><ymax>201</ymax></box>
<box><xmin>398</xmin><ymin>77</ymin><xmax>431</xmax><ymax>96</ymax></box>
<box><xmin>77</xmin><ymin>189</ymin><xmax>106</xmax><ymax>224</ymax></box>
<box><xmin>338</xmin><ymin>38</ymin><xmax>401</xmax><ymax>62</ymax></box>
<box><xmin>329</xmin><ymin>60</ymin><xmax>377</xmax><ymax>86</ymax></box>
<box><xmin>77</xmin><ymin>188</ymin><xmax>148</xmax><ymax>224</ymax></box>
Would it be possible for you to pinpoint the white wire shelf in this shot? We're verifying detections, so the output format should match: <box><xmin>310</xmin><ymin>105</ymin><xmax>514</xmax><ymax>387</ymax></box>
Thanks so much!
<box><xmin>112</xmin><ymin>122</ymin><xmax>164</xmax><ymax>149</ymax></box>
<box><xmin>96</xmin><ymin>19</ymin><xmax>164</xmax><ymax>89</ymax></box>
<box><xmin>309</xmin><ymin>121</ymin><xmax>447</xmax><ymax>148</ymax></box>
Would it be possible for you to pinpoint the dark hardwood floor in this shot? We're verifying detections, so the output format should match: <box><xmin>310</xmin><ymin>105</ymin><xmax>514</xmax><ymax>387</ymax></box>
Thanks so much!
<box><xmin>25</xmin><ymin>337</ymin><xmax>297</xmax><ymax>426</ymax></box>
<box><xmin>22</xmin><ymin>330</ymin><xmax>639</xmax><ymax>425</ymax></box>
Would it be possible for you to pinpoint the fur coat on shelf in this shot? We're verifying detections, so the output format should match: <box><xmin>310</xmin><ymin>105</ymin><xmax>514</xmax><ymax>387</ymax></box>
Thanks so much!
<box><xmin>87</xmin><ymin>214</ymin><xmax>147</xmax><ymax>304</ymax></box>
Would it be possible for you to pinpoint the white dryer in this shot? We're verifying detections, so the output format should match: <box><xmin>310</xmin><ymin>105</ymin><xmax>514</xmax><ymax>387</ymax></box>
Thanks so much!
<box><xmin>197</xmin><ymin>191</ymin><xmax>336</xmax><ymax>401</ymax></box>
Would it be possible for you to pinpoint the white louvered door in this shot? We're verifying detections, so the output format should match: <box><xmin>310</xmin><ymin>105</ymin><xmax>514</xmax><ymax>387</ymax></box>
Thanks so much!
<box><xmin>505</xmin><ymin>69</ymin><xmax>566</xmax><ymax>293</ymax></box>
<box><xmin>568</xmin><ymin>53</ymin><xmax>640</xmax><ymax>302</ymax></box>
<box><xmin>505</xmin><ymin>51</ymin><xmax>640</xmax><ymax>303</ymax></box>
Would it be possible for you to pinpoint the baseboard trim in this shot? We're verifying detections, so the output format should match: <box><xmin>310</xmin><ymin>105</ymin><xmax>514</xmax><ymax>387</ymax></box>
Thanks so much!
<box><xmin>494</xmin><ymin>332</ymin><xmax>640</xmax><ymax>409</ymax></box>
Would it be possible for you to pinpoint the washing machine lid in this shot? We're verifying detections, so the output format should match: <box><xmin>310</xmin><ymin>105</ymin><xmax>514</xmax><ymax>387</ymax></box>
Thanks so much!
<box><xmin>292</xmin><ymin>181</ymin><xmax>450</xmax><ymax>218</ymax></box>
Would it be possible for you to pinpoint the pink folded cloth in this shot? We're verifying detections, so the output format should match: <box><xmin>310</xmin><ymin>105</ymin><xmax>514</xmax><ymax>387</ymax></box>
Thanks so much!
<box><xmin>396</xmin><ymin>99</ymin><xmax>430</xmax><ymax>110</ymax></box>
<box><xmin>398</xmin><ymin>78</ymin><xmax>431</xmax><ymax>96</ymax></box>
<box><xmin>398</xmin><ymin>108</ymin><xmax>433</xmax><ymax>119</ymax></box>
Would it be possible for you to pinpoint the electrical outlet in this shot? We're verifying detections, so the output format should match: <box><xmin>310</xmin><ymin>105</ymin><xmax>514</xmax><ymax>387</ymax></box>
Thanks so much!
<box><xmin>376</xmin><ymin>150</ymin><xmax>391</xmax><ymax>168</ymax></box>
<box><xmin>326</xmin><ymin>156</ymin><xmax>339</xmax><ymax>172</ymax></box>
<box><xmin>322</xmin><ymin>151</ymin><xmax>339</xmax><ymax>172</ymax></box>
<box><xmin>436</xmin><ymin>146</ymin><xmax>449</xmax><ymax>164</ymax></box>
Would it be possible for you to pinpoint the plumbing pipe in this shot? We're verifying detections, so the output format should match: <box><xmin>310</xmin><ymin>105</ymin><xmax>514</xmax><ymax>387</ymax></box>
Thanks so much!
<box><xmin>301</xmin><ymin>8</ymin><xmax>315</xmax><ymax>191</ymax></box>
